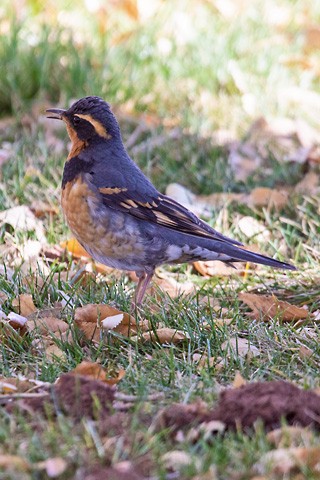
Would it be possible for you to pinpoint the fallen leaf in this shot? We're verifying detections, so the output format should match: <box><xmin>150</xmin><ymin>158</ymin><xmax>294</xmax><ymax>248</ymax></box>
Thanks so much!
<box><xmin>246</xmin><ymin>187</ymin><xmax>289</xmax><ymax>210</ymax></box>
<box><xmin>232</xmin><ymin>371</ymin><xmax>247</xmax><ymax>388</ymax></box>
<box><xmin>222</xmin><ymin>337</ymin><xmax>260</xmax><ymax>359</ymax></box>
<box><xmin>194</xmin><ymin>260</ymin><xmax>246</xmax><ymax>277</ymax></box>
<box><xmin>7</xmin><ymin>312</ymin><xmax>28</xmax><ymax>329</ymax></box>
<box><xmin>45</xmin><ymin>344</ymin><xmax>66</xmax><ymax>361</ymax></box>
<box><xmin>0</xmin><ymin>454</ymin><xmax>30</xmax><ymax>472</ymax></box>
<box><xmin>192</xmin><ymin>353</ymin><xmax>216</xmax><ymax>371</ymax></box>
<box><xmin>304</xmin><ymin>25</ymin><xmax>320</xmax><ymax>51</ymax></box>
<box><xmin>133</xmin><ymin>328</ymin><xmax>188</xmax><ymax>344</ymax></box>
<box><xmin>70</xmin><ymin>360</ymin><xmax>125</xmax><ymax>385</ymax></box>
<box><xmin>0</xmin><ymin>205</ymin><xmax>46</xmax><ymax>243</ymax></box>
<box><xmin>74</xmin><ymin>304</ymin><xmax>144</xmax><ymax>342</ymax></box>
<box><xmin>12</xmin><ymin>294</ymin><xmax>37</xmax><ymax>317</ymax></box>
<box><xmin>27</xmin><ymin>316</ymin><xmax>69</xmax><ymax>336</ymax></box>
<box><xmin>238</xmin><ymin>216</ymin><xmax>271</xmax><ymax>242</ymax></box>
<box><xmin>239</xmin><ymin>293</ymin><xmax>309</xmax><ymax>322</ymax></box>
<box><xmin>30</xmin><ymin>200</ymin><xmax>59</xmax><ymax>219</ymax></box>
<box><xmin>267</xmin><ymin>426</ymin><xmax>314</xmax><ymax>448</ymax></box>
<box><xmin>254</xmin><ymin>446</ymin><xmax>320</xmax><ymax>475</ymax></box>
<box><xmin>0</xmin><ymin>377</ymin><xmax>35</xmax><ymax>393</ymax></box>
<box><xmin>0</xmin><ymin>291</ymin><xmax>8</xmax><ymax>304</ymax></box>
<box><xmin>61</xmin><ymin>238</ymin><xmax>91</xmax><ymax>259</ymax></box>
<box><xmin>162</xmin><ymin>450</ymin><xmax>194</xmax><ymax>471</ymax></box>
<box><xmin>101</xmin><ymin>313</ymin><xmax>124</xmax><ymax>330</ymax></box>
<box><xmin>151</xmin><ymin>276</ymin><xmax>196</xmax><ymax>298</ymax></box>
<box><xmin>60</xmin><ymin>238</ymin><xmax>115</xmax><ymax>275</ymax></box>
<box><xmin>43</xmin><ymin>457</ymin><xmax>68</xmax><ymax>478</ymax></box>
<box><xmin>298</xmin><ymin>345</ymin><xmax>313</xmax><ymax>359</ymax></box>
<box><xmin>294</xmin><ymin>171</ymin><xmax>319</xmax><ymax>195</ymax></box>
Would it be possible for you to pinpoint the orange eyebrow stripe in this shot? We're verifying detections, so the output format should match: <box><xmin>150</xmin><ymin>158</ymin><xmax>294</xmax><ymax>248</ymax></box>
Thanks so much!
<box><xmin>74</xmin><ymin>113</ymin><xmax>111</xmax><ymax>139</ymax></box>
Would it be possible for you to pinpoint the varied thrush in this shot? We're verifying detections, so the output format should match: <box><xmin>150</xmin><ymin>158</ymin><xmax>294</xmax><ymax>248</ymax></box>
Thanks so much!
<box><xmin>46</xmin><ymin>96</ymin><xmax>296</xmax><ymax>305</ymax></box>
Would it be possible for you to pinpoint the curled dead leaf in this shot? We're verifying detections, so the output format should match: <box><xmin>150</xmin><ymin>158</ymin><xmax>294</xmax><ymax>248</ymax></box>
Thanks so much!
<box><xmin>232</xmin><ymin>371</ymin><xmax>247</xmax><ymax>388</ymax></box>
<box><xmin>45</xmin><ymin>344</ymin><xmax>67</xmax><ymax>361</ymax></box>
<box><xmin>0</xmin><ymin>205</ymin><xmax>46</xmax><ymax>243</ymax></box>
<box><xmin>151</xmin><ymin>276</ymin><xmax>196</xmax><ymax>298</ymax></box>
<box><xmin>239</xmin><ymin>293</ymin><xmax>309</xmax><ymax>322</ymax></box>
<box><xmin>267</xmin><ymin>426</ymin><xmax>314</xmax><ymax>449</ymax></box>
<box><xmin>238</xmin><ymin>216</ymin><xmax>271</xmax><ymax>242</ymax></box>
<box><xmin>194</xmin><ymin>260</ymin><xmax>246</xmax><ymax>277</ymax></box>
<box><xmin>27</xmin><ymin>316</ymin><xmax>69</xmax><ymax>336</ymax></box>
<box><xmin>246</xmin><ymin>187</ymin><xmax>289</xmax><ymax>210</ymax></box>
<box><xmin>74</xmin><ymin>304</ymin><xmax>145</xmax><ymax>342</ymax></box>
<box><xmin>162</xmin><ymin>450</ymin><xmax>195</xmax><ymax>471</ymax></box>
<box><xmin>60</xmin><ymin>238</ymin><xmax>91</xmax><ymax>259</ymax></box>
<box><xmin>0</xmin><ymin>454</ymin><xmax>30</xmax><ymax>472</ymax></box>
<box><xmin>254</xmin><ymin>446</ymin><xmax>320</xmax><ymax>476</ymax></box>
<box><xmin>70</xmin><ymin>360</ymin><xmax>125</xmax><ymax>385</ymax></box>
<box><xmin>294</xmin><ymin>171</ymin><xmax>319</xmax><ymax>195</ymax></box>
<box><xmin>133</xmin><ymin>328</ymin><xmax>188</xmax><ymax>344</ymax></box>
<box><xmin>60</xmin><ymin>238</ymin><xmax>115</xmax><ymax>275</ymax></box>
<box><xmin>12</xmin><ymin>294</ymin><xmax>37</xmax><ymax>317</ymax></box>
<box><xmin>222</xmin><ymin>337</ymin><xmax>260</xmax><ymax>359</ymax></box>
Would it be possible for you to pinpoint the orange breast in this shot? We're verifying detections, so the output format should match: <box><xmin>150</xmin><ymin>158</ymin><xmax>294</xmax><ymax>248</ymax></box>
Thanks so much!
<box><xmin>61</xmin><ymin>177</ymin><xmax>144</xmax><ymax>261</ymax></box>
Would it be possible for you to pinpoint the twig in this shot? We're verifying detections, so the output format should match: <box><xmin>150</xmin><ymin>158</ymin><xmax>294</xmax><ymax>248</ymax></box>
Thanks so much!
<box><xmin>0</xmin><ymin>392</ymin><xmax>49</xmax><ymax>404</ymax></box>
<box><xmin>125</xmin><ymin>123</ymin><xmax>149</xmax><ymax>149</ymax></box>
<box><xmin>130</xmin><ymin>128</ymin><xmax>182</xmax><ymax>155</ymax></box>
<box><xmin>114</xmin><ymin>391</ymin><xmax>165</xmax><ymax>402</ymax></box>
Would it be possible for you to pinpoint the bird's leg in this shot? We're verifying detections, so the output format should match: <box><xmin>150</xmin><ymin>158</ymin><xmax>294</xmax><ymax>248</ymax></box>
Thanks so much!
<box><xmin>132</xmin><ymin>270</ymin><xmax>154</xmax><ymax>308</ymax></box>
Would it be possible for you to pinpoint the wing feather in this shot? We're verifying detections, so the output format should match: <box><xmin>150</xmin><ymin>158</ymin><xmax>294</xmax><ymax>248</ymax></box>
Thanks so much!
<box><xmin>99</xmin><ymin>187</ymin><xmax>242</xmax><ymax>245</ymax></box>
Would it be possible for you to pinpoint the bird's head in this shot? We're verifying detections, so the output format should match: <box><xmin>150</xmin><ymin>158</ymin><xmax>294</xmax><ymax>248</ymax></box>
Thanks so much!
<box><xmin>46</xmin><ymin>96</ymin><xmax>120</xmax><ymax>143</ymax></box>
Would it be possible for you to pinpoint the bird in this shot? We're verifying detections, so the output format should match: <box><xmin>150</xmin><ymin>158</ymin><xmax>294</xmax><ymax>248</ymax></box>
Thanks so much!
<box><xmin>46</xmin><ymin>96</ymin><xmax>296</xmax><ymax>306</ymax></box>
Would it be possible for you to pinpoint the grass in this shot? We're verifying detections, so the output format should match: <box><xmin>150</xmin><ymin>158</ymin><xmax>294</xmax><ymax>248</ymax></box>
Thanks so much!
<box><xmin>0</xmin><ymin>0</ymin><xmax>320</xmax><ymax>478</ymax></box>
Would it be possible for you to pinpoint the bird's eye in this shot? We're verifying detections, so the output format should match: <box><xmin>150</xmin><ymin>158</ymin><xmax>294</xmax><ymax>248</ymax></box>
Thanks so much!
<box><xmin>73</xmin><ymin>116</ymin><xmax>81</xmax><ymax>126</ymax></box>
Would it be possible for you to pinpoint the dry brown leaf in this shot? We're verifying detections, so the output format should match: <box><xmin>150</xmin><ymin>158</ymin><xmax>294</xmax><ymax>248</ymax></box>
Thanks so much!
<box><xmin>12</xmin><ymin>294</ymin><xmax>37</xmax><ymax>317</ymax></box>
<box><xmin>70</xmin><ymin>360</ymin><xmax>125</xmax><ymax>385</ymax></box>
<box><xmin>232</xmin><ymin>371</ymin><xmax>247</xmax><ymax>388</ymax></box>
<box><xmin>267</xmin><ymin>426</ymin><xmax>314</xmax><ymax>448</ymax></box>
<box><xmin>30</xmin><ymin>200</ymin><xmax>59</xmax><ymax>219</ymax></box>
<box><xmin>0</xmin><ymin>454</ymin><xmax>30</xmax><ymax>472</ymax></box>
<box><xmin>247</xmin><ymin>187</ymin><xmax>289</xmax><ymax>210</ymax></box>
<box><xmin>304</xmin><ymin>26</ymin><xmax>320</xmax><ymax>51</ymax></box>
<box><xmin>151</xmin><ymin>276</ymin><xmax>196</xmax><ymax>298</ymax></box>
<box><xmin>254</xmin><ymin>446</ymin><xmax>320</xmax><ymax>476</ymax></box>
<box><xmin>60</xmin><ymin>238</ymin><xmax>115</xmax><ymax>275</ymax></box>
<box><xmin>238</xmin><ymin>217</ymin><xmax>271</xmax><ymax>242</ymax></box>
<box><xmin>0</xmin><ymin>205</ymin><xmax>46</xmax><ymax>243</ymax></box>
<box><xmin>298</xmin><ymin>345</ymin><xmax>313</xmax><ymax>359</ymax></box>
<box><xmin>0</xmin><ymin>377</ymin><xmax>36</xmax><ymax>393</ymax></box>
<box><xmin>45</xmin><ymin>344</ymin><xmax>66</xmax><ymax>361</ymax></box>
<box><xmin>7</xmin><ymin>312</ymin><xmax>28</xmax><ymax>330</ymax></box>
<box><xmin>0</xmin><ymin>291</ymin><xmax>8</xmax><ymax>305</ymax></box>
<box><xmin>194</xmin><ymin>259</ymin><xmax>246</xmax><ymax>277</ymax></box>
<box><xmin>189</xmin><ymin>466</ymin><xmax>218</xmax><ymax>480</ymax></box>
<box><xmin>162</xmin><ymin>450</ymin><xmax>194</xmax><ymax>471</ymax></box>
<box><xmin>74</xmin><ymin>304</ymin><xmax>144</xmax><ymax>342</ymax></box>
<box><xmin>239</xmin><ymin>293</ymin><xmax>309</xmax><ymax>322</ymax></box>
<box><xmin>192</xmin><ymin>353</ymin><xmax>216</xmax><ymax>370</ymax></box>
<box><xmin>27</xmin><ymin>316</ymin><xmax>69</xmax><ymax>336</ymax></box>
<box><xmin>120</xmin><ymin>0</ymin><xmax>138</xmax><ymax>20</ymax></box>
<box><xmin>61</xmin><ymin>238</ymin><xmax>91</xmax><ymax>259</ymax></box>
<box><xmin>134</xmin><ymin>328</ymin><xmax>188</xmax><ymax>344</ymax></box>
<box><xmin>294</xmin><ymin>171</ymin><xmax>319</xmax><ymax>195</ymax></box>
<box><xmin>222</xmin><ymin>337</ymin><xmax>260</xmax><ymax>359</ymax></box>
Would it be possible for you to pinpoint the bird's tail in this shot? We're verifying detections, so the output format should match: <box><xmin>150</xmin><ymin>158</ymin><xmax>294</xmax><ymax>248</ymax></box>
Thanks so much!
<box><xmin>212</xmin><ymin>241</ymin><xmax>296</xmax><ymax>271</ymax></box>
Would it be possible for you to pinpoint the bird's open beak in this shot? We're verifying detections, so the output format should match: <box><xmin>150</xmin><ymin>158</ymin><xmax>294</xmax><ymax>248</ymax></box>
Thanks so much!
<box><xmin>46</xmin><ymin>108</ymin><xmax>66</xmax><ymax>120</ymax></box>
